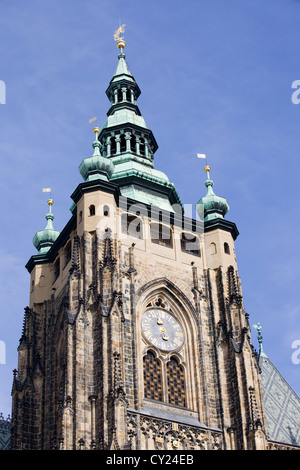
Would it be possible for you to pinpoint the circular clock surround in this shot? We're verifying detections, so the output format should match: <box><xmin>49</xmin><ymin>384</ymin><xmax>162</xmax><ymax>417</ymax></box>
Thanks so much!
<box><xmin>141</xmin><ymin>308</ymin><xmax>184</xmax><ymax>351</ymax></box>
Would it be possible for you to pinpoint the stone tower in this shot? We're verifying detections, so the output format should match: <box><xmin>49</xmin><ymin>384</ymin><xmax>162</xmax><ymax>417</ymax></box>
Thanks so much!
<box><xmin>11</xmin><ymin>37</ymin><xmax>268</xmax><ymax>451</ymax></box>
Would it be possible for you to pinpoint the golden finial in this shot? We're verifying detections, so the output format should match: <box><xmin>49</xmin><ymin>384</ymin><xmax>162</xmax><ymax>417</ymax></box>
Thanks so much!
<box><xmin>93</xmin><ymin>126</ymin><xmax>100</xmax><ymax>135</ymax></box>
<box><xmin>47</xmin><ymin>198</ymin><xmax>54</xmax><ymax>206</ymax></box>
<box><xmin>114</xmin><ymin>24</ymin><xmax>126</xmax><ymax>50</ymax></box>
<box><xmin>204</xmin><ymin>165</ymin><xmax>211</xmax><ymax>173</ymax></box>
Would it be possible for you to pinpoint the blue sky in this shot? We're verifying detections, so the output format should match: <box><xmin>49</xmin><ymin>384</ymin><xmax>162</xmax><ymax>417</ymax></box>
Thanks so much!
<box><xmin>0</xmin><ymin>0</ymin><xmax>299</xmax><ymax>418</ymax></box>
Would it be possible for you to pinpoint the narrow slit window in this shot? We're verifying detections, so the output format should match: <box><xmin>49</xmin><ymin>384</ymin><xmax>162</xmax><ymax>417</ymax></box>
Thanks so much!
<box><xmin>224</xmin><ymin>242</ymin><xmax>230</xmax><ymax>254</ymax></box>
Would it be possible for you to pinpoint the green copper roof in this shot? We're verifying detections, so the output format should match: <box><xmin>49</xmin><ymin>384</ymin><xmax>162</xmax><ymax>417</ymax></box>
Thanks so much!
<box><xmin>33</xmin><ymin>199</ymin><xmax>60</xmax><ymax>254</ymax></box>
<box><xmin>79</xmin><ymin>130</ymin><xmax>114</xmax><ymax>182</ymax></box>
<box><xmin>83</xmin><ymin>40</ymin><xmax>183</xmax><ymax>211</ymax></box>
<box><xmin>196</xmin><ymin>166</ymin><xmax>229</xmax><ymax>221</ymax></box>
<box><xmin>100</xmin><ymin>108</ymin><xmax>148</xmax><ymax>132</ymax></box>
<box><xmin>109</xmin><ymin>158</ymin><xmax>169</xmax><ymax>183</ymax></box>
<box><xmin>110</xmin><ymin>158</ymin><xmax>182</xmax><ymax>212</ymax></box>
<box><xmin>111</xmin><ymin>51</ymin><xmax>135</xmax><ymax>83</ymax></box>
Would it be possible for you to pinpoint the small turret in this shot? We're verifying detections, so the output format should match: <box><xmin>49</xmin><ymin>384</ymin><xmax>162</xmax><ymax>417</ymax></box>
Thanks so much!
<box><xmin>79</xmin><ymin>127</ymin><xmax>114</xmax><ymax>182</ymax></box>
<box><xmin>32</xmin><ymin>199</ymin><xmax>60</xmax><ymax>254</ymax></box>
<box><xmin>196</xmin><ymin>166</ymin><xmax>229</xmax><ymax>222</ymax></box>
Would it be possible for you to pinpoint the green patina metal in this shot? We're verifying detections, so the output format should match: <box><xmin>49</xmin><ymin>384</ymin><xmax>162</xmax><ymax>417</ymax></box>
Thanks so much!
<box><xmin>80</xmin><ymin>41</ymin><xmax>183</xmax><ymax>212</ymax></box>
<box><xmin>196</xmin><ymin>168</ymin><xmax>229</xmax><ymax>222</ymax></box>
<box><xmin>32</xmin><ymin>200</ymin><xmax>60</xmax><ymax>254</ymax></box>
<box><xmin>253</xmin><ymin>323</ymin><xmax>268</xmax><ymax>358</ymax></box>
<box><xmin>31</xmin><ymin>42</ymin><xmax>235</xmax><ymax>256</ymax></box>
<box><xmin>79</xmin><ymin>137</ymin><xmax>114</xmax><ymax>182</ymax></box>
<box><xmin>110</xmin><ymin>50</ymin><xmax>137</xmax><ymax>85</ymax></box>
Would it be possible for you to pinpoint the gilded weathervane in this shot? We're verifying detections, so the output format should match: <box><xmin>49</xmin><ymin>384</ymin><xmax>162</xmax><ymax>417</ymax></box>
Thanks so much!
<box><xmin>114</xmin><ymin>24</ymin><xmax>126</xmax><ymax>41</ymax></box>
<box><xmin>114</xmin><ymin>24</ymin><xmax>126</xmax><ymax>50</ymax></box>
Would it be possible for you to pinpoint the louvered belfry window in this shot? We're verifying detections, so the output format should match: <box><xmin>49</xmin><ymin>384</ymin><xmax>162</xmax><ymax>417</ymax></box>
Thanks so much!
<box><xmin>143</xmin><ymin>351</ymin><xmax>163</xmax><ymax>401</ymax></box>
<box><xmin>167</xmin><ymin>357</ymin><xmax>186</xmax><ymax>407</ymax></box>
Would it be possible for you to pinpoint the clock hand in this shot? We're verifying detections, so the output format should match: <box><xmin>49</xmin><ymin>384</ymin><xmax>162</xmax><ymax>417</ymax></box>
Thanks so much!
<box><xmin>159</xmin><ymin>326</ymin><xmax>169</xmax><ymax>341</ymax></box>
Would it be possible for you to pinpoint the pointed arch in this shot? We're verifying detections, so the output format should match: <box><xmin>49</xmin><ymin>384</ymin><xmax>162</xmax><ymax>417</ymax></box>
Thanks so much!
<box><xmin>137</xmin><ymin>277</ymin><xmax>201</xmax><ymax>412</ymax></box>
<box><xmin>138</xmin><ymin>277</ymin><xmax>198</xmax><ymax>326</ymax></box>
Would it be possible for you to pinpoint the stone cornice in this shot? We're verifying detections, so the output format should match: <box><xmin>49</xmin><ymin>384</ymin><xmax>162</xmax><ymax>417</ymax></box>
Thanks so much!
<box><xmin>204</xmin><ymin>217</ymin><xmax>239</xmax><ymax>240</ymax></box>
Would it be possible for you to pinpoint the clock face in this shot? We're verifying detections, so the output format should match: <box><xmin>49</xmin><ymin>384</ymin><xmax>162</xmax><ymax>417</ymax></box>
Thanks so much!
<box><xmin>141</xmin><ymin>309</ymin><xmax>184</xmax><ymax>351</ymax></box>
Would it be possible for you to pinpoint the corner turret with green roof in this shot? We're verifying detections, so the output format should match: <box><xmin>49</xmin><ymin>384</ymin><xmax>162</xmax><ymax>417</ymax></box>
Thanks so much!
<box><xmin>79</xmin><ymin>126</ymin><xmax>114</xmax><ymax>182</ymax></box>
<box><xmin>32</xmin><ymin>199</ymin><xmax>60</xmax><ymax>254</ymax></box>
<box><xmin>196</xmin><ymin>165</ymin><xmax>229</xmax><ymax>222</ymax></box>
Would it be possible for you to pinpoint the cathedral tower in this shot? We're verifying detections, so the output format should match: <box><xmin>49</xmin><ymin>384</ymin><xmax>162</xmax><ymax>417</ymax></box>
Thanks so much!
<box><xmin>11</xmin><ymin>36</ymin><xmax>268</xmax><ymax>451</ymax></box>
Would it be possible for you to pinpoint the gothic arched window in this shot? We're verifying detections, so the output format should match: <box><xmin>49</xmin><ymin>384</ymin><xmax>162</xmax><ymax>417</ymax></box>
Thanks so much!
<box><xmin>143</xmin><ymin>351</ymin><xmax>163</xmax><ymax>401</ymax></box>
<box><xmin>167</xmin><ymin>357</ymin><xmax>186</xmax><ymax>407</ymax></box>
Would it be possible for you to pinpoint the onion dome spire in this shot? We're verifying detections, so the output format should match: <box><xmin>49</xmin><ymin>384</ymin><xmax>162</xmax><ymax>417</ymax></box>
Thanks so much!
<box><xmin>78</xmin><ymin>127</ymin><xmax>114</xmax><ymax>182</ymax></box>
<box><xmin>196</xmin><ymin>166</ymin><xmax>229</xmax><ymax>221</ymax></box>
<box><xmin>33</xmin><ymin>199</ymin><xmax>60</xmax><ymax>254</ymax></box>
